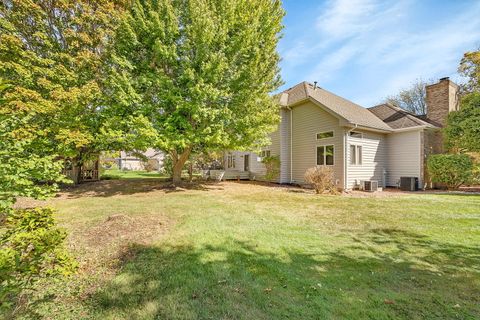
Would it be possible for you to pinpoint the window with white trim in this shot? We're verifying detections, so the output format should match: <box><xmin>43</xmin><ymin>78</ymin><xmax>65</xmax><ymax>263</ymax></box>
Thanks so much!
<box><xmin>227</xmin><ymin>154</ymin><xmax>235</xmax><ymax>168</ymax></box>
<box><xmin>259</xmin><ymin>150</ymin><xmax>271</xmax><ymax>158</ymax></box>
<box><xmin>349</xmin><ymin>131</ymin><xmax>363</xmax><ymax>138</ymax></box>
<box><xmin>317</xmin><ymin>145</ymin><xmax>334</xmax><ymax>166</ymax></box>
<box><xmin>316</xmin><ymin>131</ymin><xmax>334</xmax><ymax>140</ymax></box>
<box><xmin>350</xmin><ymin>145</ymin><xmax>362</xmax><ymax>165</ymax></box>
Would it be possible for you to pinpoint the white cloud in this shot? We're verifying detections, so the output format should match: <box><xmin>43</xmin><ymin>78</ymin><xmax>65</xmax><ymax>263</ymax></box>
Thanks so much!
<box><xmin>280</xmin><ymin>0</ymin><xmax>480</xmax><ymax>106</ymax></box>
<box><xmin>316</xmin><ymin>0</ymin><xmax>379</xmax><ymax>38</ymax></box>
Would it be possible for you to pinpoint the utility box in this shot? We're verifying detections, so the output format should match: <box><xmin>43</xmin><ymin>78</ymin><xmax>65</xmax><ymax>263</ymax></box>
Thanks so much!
<box><xmin>400</xmin><ymin>177</ymin><xmax>418</xmax><ymax>191</ymax></box>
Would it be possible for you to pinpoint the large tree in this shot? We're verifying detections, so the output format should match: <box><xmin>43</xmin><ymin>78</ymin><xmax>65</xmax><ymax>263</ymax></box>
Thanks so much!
<box><xmin>0</xmin><ymin>1</ymin><xmax>147</xmax><ymax>312</ymax></box>
<box><xmin>112</xmin><ymin>0</ymin><xmax>284</xmax><ymax>183</ymax></box>
<box><xmin>0</xmin><ymin>0</ymin><xmax>156</xmax><ymax>185</ymax></box>
<box><xmin>385</xmin><ymin>79</ymin><xmax>431</xmax><ymax>115</ymax></box>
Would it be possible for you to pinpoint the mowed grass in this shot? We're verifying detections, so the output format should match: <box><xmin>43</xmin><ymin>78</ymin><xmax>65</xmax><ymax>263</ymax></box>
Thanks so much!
<box><xmin>27</xmin><ymin>181</ymin><xmax>480</xmax><ymax>319</ymax></box>
<box><xmin>100</xmin><ymin>168</ymin><xmax>169</xmax><ymax>180</ymax></box>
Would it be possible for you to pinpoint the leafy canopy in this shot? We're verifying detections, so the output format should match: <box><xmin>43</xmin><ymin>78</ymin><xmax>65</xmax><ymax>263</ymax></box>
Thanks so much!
<box><xmin>459</xmin><ymin>49</ymin><xmax>480</xmax><ymax>93</ymax></box>
<box><xmin>112</xmin><ymin>0</ymin><xmax>284</xmax><ymax>181</ymax></box>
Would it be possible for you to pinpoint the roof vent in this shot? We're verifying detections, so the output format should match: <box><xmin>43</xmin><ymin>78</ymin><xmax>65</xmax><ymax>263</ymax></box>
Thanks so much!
<box><xmin>313</xmin><ymin>81</ymin><xmax>318</xmax><ymax>90</ymax></box>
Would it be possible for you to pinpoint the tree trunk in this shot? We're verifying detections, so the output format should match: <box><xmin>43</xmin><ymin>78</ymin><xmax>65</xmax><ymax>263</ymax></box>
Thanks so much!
<box><xmin>171</xmin><ymin>147</ymin><xmax>192</xmax><ymax>185</ymax></box>
<box><xmin>72</xmin><ymin>157</ymin><xmax>83</xmax><ymax>184</ymax></box>
<box><xmin>188</xmin><ymin>163</ymin><xmax>193</xmax><ymax>182</ymax></box>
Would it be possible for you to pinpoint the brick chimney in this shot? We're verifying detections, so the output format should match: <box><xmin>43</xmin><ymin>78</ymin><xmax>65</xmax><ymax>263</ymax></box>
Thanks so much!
<box><xmin>425</xmin><ymin>77</ymin><xmax>459</xmax><ymax>127</ymax></box>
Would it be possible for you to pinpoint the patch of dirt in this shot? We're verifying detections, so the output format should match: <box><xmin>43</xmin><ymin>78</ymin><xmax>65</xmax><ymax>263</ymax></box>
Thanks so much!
<box><xmin>69</xmin><ymin>213</ymin><xmax>172</xmax><ymax>276</ymax></box>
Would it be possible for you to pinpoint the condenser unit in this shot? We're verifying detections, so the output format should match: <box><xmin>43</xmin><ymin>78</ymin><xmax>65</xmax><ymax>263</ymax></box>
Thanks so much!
<box><xmin>360</xmin><ymin>180</ymin><xmax>379</xmax><ymax>192</ymax></box>
<box><xmin>400</xmin><ymin>177</ymin><xmax>418</xmax><ymax>191</ymax></box>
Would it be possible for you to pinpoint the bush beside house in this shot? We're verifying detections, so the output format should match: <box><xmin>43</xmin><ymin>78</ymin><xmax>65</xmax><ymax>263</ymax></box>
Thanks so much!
<box><xmin>427</xmin><ymin>154</ymin><xmax>473</xmax><ymax>190</ymax></box>
<box><xmin>304</xmin><ymin>166</ymin><xmax>338</xmax><ymax>194</ymax></box>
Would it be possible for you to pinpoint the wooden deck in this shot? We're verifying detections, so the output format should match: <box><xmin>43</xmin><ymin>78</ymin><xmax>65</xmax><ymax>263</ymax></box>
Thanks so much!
<box><xmin>222</xmin><ymin>170</ymin><xmax>250</xmax><ymax>180</ymax></box>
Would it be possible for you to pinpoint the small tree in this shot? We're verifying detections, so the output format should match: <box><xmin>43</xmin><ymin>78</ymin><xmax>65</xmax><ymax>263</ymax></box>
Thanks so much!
<box><xmin>304</xmin><ymin>166</ymin><xmax>337</xmax><ymax>194</ymax></box>
<box><xmin>0</xmin><ymin>208</ymin><xmax>77</xmax><ymax>316</ymax></box>
<box><xmin>427</xmin><ymin>154</ymin><xmax>473</xmax><ymax>190</ymax></box>
<box><xmin>262</xmin><ymin>155</ymin><xmax>280</xmax><ymax>182</ymax></box>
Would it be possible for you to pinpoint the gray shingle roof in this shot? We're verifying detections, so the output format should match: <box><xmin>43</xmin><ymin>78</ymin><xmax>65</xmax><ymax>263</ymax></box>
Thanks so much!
<box><xmin>280</xmin><ymin>82</ymin><xmax>393</xmax><ymax>131</ymax></box>
<box><xmin>368</xmin><ymin>103</ymin><xmax>437</xmax><ymax>129</ymax></box>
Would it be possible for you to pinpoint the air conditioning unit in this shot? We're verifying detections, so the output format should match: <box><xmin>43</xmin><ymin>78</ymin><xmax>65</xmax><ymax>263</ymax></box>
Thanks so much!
<box><xmin>400</xmin><ymin>177</ymin><xmax>418</xmax><ymax>191</ymax></box>
<box><xmin>360</xmin><ymin>180</ymin><xmax>378</xmax><ymax>192</ymax></box>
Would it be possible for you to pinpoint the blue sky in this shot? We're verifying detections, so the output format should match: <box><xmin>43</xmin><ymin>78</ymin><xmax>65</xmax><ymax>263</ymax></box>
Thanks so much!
<box><xmin>278</xmin><ymin>0</ymin><xmax>480</xmax><ymax>107</ymax></box>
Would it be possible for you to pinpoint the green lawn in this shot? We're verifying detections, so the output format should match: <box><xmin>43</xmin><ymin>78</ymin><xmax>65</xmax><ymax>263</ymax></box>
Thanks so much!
<box><xmin>25</xmin><ymin>181</ymin><xmax>480</xmax><ymax>319</ymax></box>
<box><xmin>100</xmin><ymin>168</ymin><xmax>169</xmax><ymax>180</ymax></box>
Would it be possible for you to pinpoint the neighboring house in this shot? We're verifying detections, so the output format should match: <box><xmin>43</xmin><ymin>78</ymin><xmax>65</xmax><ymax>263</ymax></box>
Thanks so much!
<box><xmin>225</xmin><ymin>77</ymin><xmax>459</xmax><ymax>190</ymax></box>
<box><xmin>118</xmin><ymin>148</ymin><xmax>165</xmax><ymax>171</ymax></box>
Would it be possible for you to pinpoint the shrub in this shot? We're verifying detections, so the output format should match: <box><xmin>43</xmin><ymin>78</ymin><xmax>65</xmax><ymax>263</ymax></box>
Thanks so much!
<box><xmin>144</xmin><ymin>159</ymin><xmax>159</xmax><ymax>172</ymax></box>
<box><xmin>472</xmin><ymin>161</ymin><xmax>480</xmax><ymax>185</ymax></box>
<box><xmin>160</xmin><ymin>154</ymin><xmax>173</xmax><ymax>177</ymax></box>
<box><xmin>0</xmin><ymin>208</ymin><xmax>77</xmax><ymax>316</ymax></box>
<box><xmin>262</xmin><ymin>155</ymin><xmax>280</xmax><ymax>182</ymax></box>
<box><xmin>427</xmin><ymin>154</ymin><xmax>473</xmax><ymax>190</ymax></box>
<box><xmin>304</xmin><ymin>166</ymin><xmax>338</xmax><ymax>194</ymax></box>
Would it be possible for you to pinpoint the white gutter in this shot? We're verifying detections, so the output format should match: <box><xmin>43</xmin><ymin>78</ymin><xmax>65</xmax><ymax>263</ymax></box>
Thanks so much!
<box><xmin>344</xmin><ymin>123</ymin><xmax>358</xmax><ymax>190</ymax></box>
<box><xmin>390</xmin><ymin>125</ymin><xmax>430</xmax><ymax>133</ymax></box>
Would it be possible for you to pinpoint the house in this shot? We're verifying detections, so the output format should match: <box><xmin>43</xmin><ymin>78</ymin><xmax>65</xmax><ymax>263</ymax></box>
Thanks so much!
<box><xmin>224</xmin><ymin>77</ymin><xmax>459</xmax><ymax>190</ymax></box>
<box><xmin>117</xmin><ymin>148</ymin><xmax>165</xmax><ymax>171</ymax></box>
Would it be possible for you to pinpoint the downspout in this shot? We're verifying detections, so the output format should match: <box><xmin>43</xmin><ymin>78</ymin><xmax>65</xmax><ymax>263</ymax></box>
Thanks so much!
<box><xmin>290</xmin><ymin>107</ymin><xmax>293</xmax><ymax>183</ymax></box>
<box><xmin>344</xmin><ymin>123</ymin><xmax>358</xmax><ymax>190</ymax></box>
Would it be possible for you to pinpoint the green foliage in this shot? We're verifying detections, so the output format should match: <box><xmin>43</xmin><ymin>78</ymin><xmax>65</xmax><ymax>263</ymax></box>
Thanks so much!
<box><xmin>445</xmin><ymin>92</ymin><xmax>480</xmax><ymax>153</ymax></box>
<box><xmin>472</xmin><ymin>160</ymin><xmax>480</xmax><ymax>185</ymax></box>
<box><xmin>427</xmin><ymin>154</ymin><xmax>473</xmax><ymax>189</ymax></box>
<box><xmin>262</xmin><ymin>155</ymin><xmax>281</xmax><ymax>181</ymax></box>
<box><xmin>161</xmin><ymin>154</ymin><xmax>174</xmax><ymax>177</ymax></box>
<box><xmin>0</xmin><ymin>1</ymin><xmax>156</xmax><ymax>179</ymax></box>
<box><xmin>0</xmin><ymin>78</ymin><xmax>69</xmax><ymax>212</ymax></box>
<box><xmin>111</xmin><ymin>0</ymin><xmax>284</xmax><ymax>182</ymax></box>
<box><xmin>0</xmin><ymin>207</ymin><xmax>77</xmax><ymax>315</ymax></box>
<box><xmin>459</xmin><ymin>49</ymin><xmax>480</xmax><ymax>93</ymax></box>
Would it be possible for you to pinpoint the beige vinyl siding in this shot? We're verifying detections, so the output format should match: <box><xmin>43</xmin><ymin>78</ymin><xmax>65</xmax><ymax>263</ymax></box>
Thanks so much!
<box><xmin>279</xmin><ymin>108</ymin><xmax>291</xmax><ymax>183</ymax></box>
<box><xmin>224</xmin><ymin>151</ymin><xmax>244</xmax><ymax>171</ymax></box>
<box><xmin>386</xmin><ymin>130</ymin><xmax>423</xmax><ymax>187</ymax></box>
<box><xmin>249</xmin><ymin>122</ymin><xmax>282</xmax><ymax>181</ymax></box>
<box><xmin>291</xmin><ymin>101</ymin><xmax>344</xmax><ymax>188</ymax></box>
<box><xmin>346</xmin><ymin>130</ymin><xmax>388</xmax><ymax>189</ymax></box>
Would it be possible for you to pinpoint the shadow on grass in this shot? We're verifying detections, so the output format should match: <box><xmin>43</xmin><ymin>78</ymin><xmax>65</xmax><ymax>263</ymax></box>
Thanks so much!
<box><xmin>84</xmin><ymin>230</ymin><xmax>480</xmax><ymax>319</ymax></box>
<box><xmin>61</xmin><ymin>179</ymin><xmax>224</xmax><ymax>198</ymax></box>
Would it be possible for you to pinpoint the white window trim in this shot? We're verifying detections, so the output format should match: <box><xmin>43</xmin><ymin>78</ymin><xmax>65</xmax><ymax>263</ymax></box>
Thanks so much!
<box><xmin>227</xmin><ymin>154</ymin><xmax>235</xmax><ymax>169</ymax></box>
<box><xmin>316</xmin><ymin>144</ymin><xmax>335</xmax><ymax>166</ymax></box>
<box><xmin>349</xmin><ymin>144</ymin><xmax>363</xmax><ymax>166</ymax></box>
<box><xmin>259</xmin><ymin>150</ymin><xmax>271</xmax><ymax>159</ymax></box>
<box><xmin>315</xmin><ymin>131</ymin><xmax>334</xmax><ymax>140</ymax></box>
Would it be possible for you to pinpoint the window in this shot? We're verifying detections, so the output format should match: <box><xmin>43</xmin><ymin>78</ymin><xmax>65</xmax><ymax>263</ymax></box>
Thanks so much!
<box><xmin>259</xmin><ymin>150</ymin><xmax>271</xmax><ymax>158</ymax></box>
<box><xmin>350</xmin><ymin>145</ymin><xmax>362</xmax><ymax>165</ymax></box>
<box><xmin>317</xmin><ymin>145</ymin><xmax>334</xmax><ymax>166</ymax></box>
<box><xmin>349</xmin><ymin>131</ymin><xmax>363</xmax><ymax>138</ymax></box>
<box><xmin>227</xmin><ymin>154</ymin><xmax>235</xmax><ymax>168</ymax></box>
<box><xmin>316</xmin><ymin>131</ymin><xmax>334</xmax><ymax>140</ymax></box>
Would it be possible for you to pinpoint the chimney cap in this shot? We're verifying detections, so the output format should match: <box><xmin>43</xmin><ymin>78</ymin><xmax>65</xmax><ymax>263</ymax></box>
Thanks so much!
<box><xmin>439</xmin><ymin>77</ymin><xmax>450</xmax><ymax>81</ymax></box>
